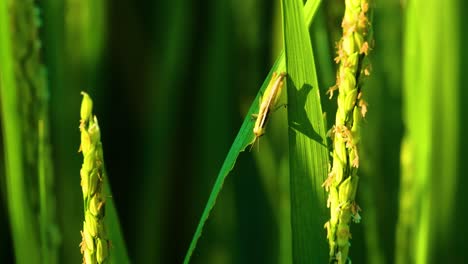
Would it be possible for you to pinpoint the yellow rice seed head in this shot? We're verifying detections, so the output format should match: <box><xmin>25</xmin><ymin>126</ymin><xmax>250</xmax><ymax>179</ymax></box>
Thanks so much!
<box><xmin>351</xmin><ymin>151</ymin><xmax>360</xmax><ymax>168</ymax></box>
<box><xmin>335</xmin><ymin>45</ymin><xmax>345</xmax><ymax>64</ymax></box>
<box><xmin>346</xmin><ymin>0</ymin><xmax>361</xmax><ymax>9</ymax></box>
<box><xmin>354</xmin><ymin>33</ymin><xmax>364</xmax><ymax>52</ymax></box>
<box><xmin>96</xmin><ymin>145</ymin><xmax>104</xmax><ymax>164</ymax></box>
<box><xmin>358</xmin><ymin>11</ymin><xmax>369</xmax><ymax>30</ymax></box>
<box><xmin>81</xmin><ymin>130</ymin><xmax>91</xmax><ymax>154</ymax></box>
<box><xmin>80</xmin><ymin>232</ymin><xmax>86</xmax><ymax>254</ymax></box>
<box><xmin>89</xmin><ymin>117</ymin><xmax>101</xmax><ymax>145</ymax></box>
<box><xmin>84</xmin><ymin>249</ymin><xmax>96</xmax><ymax>264</ymax></box>
<box><xmin>360</xmin><ymin>41</ymin><xmax>370</xmax><ymax>55</ymax></box>
<box><xmin>327</xmin><ymin>1</ymin><xmax>370</xmax><ymax>263</ymax></box>
<box><xmin>329</xmin><ymin>191</ymin><xmax>338</xmax><ymax>220</ymax></box>
<box><xmin>89</xmin><ymin>195</ymin><xmax>100</xmax><ymax>216</ymax></box>
<box><xmin>338</xmin><ymin>176</ymin><xmax>359</xmax><ymax>204</ymax></box>
<box><xmin>81</xmin><ymin>92</ymin><xmax>93</xmax><ymax>122</ymax></box>
<box><xmin>336</xmin><ymin>223</ymin><xmax>351</xmax><ymax>246</ymax></box>
<box><xmin>344</xmin><ymin>89</ymin><xmax>358</xmax><ymax>113</ymax></box>
<box><xmin>342</xmin><ymin>33</ymin><xmax>355</xmax><ymax>55</ymax></box>
<box><xmin>333</xmin><ymin>155</ymin><xmax>344</xmax><ymax>183</ymax></box>
<box><xmin>333</xmin><ymin>162</ymin><xmax>343</xmax><ymax>184</ymax></box>
<box><xmin>86</xmin><ymin>212</ymin><xmax>98</xmax><ymax>237</ymax></box>
<box><xmin>352</xmin><ymin>107</ymin><xmax>361</xmax><ymax>134</ymax></box>
<box><xmin>81</xmin><ymin>168</ymin><xmax>89</xmax><ymax>198</ymax></box>
<box><xmin>335</xmin><ymin>107</ymin><xmax>346</xmax><ymax>125</ymax></box>
<box><xmin>338</xmin><ymin>181</ymin><xmax>350</xmax><ymax>205</ymax></box>
<box><xmin>336</xmin><ymin>92</ymin><xmax>344</xmax><ymax>110</ymax></box>
<box><xmin>343</xmin><ymin>10</ymin><xmax>356</xmax><ymax>32</ymax></box>
<box><xmin>340</xmin><ymin>69</ymin><xmax>356</xmax><ymax>94</ymax></box>
<box><xmin>83</xmin><ymin>222</ymin><xmax>95</xmax><ymax>252</ymax></box>
<box><xmin>88</xmin><ymin>169</ymin><xmax>99</xmax><ymax>197</ymax></box>
<box><xmin>361</xmin><ymin>0</ymin><xmax>369</xmax><ymax>13</ymax></box>
<box><xmin>335</xmin><ymin>139</ymin><xmax>347</xmax><ymax>167</ymax></box>
<box><xmin>83</xmin><ymin>150</ymin><xmax>96</xmax><ymax>171</ymax></box>
<box><xmin>346</xmin><ymin>52</ymin><xmax>359</xmax><ymax>70</ymax></box>
<box><xmin>340</xmin><ymin>97</ymin><xmax>349</xmax><ymax>118</ymax></box>
<box><xmin>96</xmin><ymin>238</ymin><xmax>109</xmax><ymax>264</ymax></box>
<box><xmin>324</xmin><ymin>220</ymin><xmax>335</xmax><ymax>236</ymax></box>
<box><xmin>324</xmin><ymin>221</ymin><xmax>331</xmax><ymax>238</ymax></box>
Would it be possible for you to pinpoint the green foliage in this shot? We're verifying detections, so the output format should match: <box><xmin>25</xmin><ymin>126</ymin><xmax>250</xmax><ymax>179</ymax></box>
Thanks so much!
<box><xmin>0</xmin><ymin>2</ymin><xmax>40</xmax><ymax>263</ymax></box>
<box><xmin>1</xmin><ymin>0</ymin><xmax>468</xmax><ymax>263</ymax></box>
<box><xmin>183</xmin><ymin>1</ymin><xmax>324</xmax><ymax>262</ymax></box>
<box><xmin>356</xmin><ymin>2</ymin><xmax>402</xmax><ymax>264</ymax></box>
<box><xmin>282</xmin><ymin>0</ymin><xmax>329</xmax><ymax>263</ymax></box>
<box><xmin>183</xmin><ymin>57</ymin><xmax>283</xmax><ymax>264</ymax></box>
<box><xmin>398</xmin><ymin>0</ymin><xmax>460</xmax><ymax>263</ymax></box>
<box><xmin>0</xmin><ymin>0</ymin><xmax>57</xmax><ymax>263</ymax></box>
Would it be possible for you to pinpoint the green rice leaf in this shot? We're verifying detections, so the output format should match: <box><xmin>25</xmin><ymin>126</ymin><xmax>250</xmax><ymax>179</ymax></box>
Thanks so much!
<box><xmin>282</xmin><ymin>0</ymin><xmax>329</xmax><ymax>263</ymax></box>
<box><xmin>104</xmin><ymin>183</ymin><xmax>131</xmax><ymax>263</ymax></box>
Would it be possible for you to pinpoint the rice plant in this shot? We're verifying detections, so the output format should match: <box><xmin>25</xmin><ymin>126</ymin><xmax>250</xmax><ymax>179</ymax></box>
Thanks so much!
<box><xmin>0</xmin><ymin>0</ymin><xmax>466</xmax><ymax>263</ymax></box>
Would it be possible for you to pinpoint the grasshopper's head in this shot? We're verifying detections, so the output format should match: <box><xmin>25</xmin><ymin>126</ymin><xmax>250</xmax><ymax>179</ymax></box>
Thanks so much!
<box><xmin>253</xmin><ymin>126</ymin><xmax>265</xmax><ymax>138</ymax></box>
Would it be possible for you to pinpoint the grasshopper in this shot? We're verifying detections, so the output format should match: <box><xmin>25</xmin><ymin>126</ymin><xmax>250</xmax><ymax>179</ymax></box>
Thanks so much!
<box><xmin>250</xmin><ymin>72</ymin><xmax>287</xmax><ymax>150</ymax></box>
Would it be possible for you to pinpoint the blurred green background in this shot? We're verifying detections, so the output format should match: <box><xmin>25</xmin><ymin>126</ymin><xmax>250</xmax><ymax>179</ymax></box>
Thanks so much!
<box><xmin>1</xmin><ymin>0</ymin><xmax>468</xmax><ymax>263</ymax></box>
